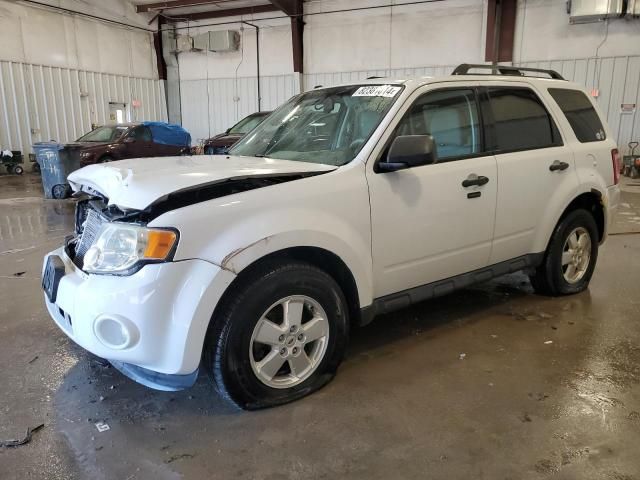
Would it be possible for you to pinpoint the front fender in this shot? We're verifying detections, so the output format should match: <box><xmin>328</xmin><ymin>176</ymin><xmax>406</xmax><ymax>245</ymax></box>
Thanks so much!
<box><xmin>188</xmin><ymin>207</ymin><xmax>373</xmax><ymax>308</ymax></box>
<box><xmin>150</xmin><ymin>165</ymin><xmax>374</xmax><ymax>308</ymax></box>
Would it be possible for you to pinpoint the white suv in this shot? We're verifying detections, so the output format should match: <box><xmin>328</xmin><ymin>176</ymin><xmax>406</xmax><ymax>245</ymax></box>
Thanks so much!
<box><xmin>42</xmin><ymin>64</ymin><xmax>621</xmax><ymax>409</ymax></box>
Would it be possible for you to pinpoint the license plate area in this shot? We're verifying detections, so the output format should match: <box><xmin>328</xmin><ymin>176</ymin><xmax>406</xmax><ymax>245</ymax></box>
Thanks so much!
<box><xmin>42</xmin><ymin>255</ymin><xmax>66</xmax><ymax>303</ymax></box>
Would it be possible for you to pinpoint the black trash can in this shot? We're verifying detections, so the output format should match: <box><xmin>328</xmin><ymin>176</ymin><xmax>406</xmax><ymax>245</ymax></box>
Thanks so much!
<box><xmin>32</xmin><ymin>142</ymin><xmax>80</xmax><ymax>199</ymax></box>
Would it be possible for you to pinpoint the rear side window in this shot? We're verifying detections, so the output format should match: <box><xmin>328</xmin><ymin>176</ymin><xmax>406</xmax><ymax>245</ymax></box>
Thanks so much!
<box><xmin>487</xmin><ymin>87</ymin><xmax>562</xmax><ymax>152</ymax></box>
<box><xmin>548</xmin><ymin>88</ymin><xmax>606</xmax><ymax>143</ymax></box>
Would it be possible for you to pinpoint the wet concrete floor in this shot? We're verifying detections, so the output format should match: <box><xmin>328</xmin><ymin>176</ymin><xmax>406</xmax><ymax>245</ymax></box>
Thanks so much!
<box><xmin>1</xmin><ymin>172</ymin><xmax>640</xmax><ymax>479</ymax></box>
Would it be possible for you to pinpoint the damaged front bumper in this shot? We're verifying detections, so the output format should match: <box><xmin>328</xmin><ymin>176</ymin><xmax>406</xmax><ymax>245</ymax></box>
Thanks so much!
<box><xmin>42</xmin><ymin>247</ymin><xmax>235</xmax><ymax>390</ymax></box>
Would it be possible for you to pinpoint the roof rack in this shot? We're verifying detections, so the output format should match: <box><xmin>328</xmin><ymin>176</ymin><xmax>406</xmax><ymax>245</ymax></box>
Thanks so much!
<box><xmin>451</xmin><ymin>63</ymin><xmax>565</xmax><ymax>80</ymax></box>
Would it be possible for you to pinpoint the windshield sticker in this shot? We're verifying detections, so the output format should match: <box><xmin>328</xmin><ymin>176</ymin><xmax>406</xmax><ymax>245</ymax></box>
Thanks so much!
<box><xmin>353</xmin><ymin>85</ymin><xmax>402</xmax><ymax>97</ymax></box>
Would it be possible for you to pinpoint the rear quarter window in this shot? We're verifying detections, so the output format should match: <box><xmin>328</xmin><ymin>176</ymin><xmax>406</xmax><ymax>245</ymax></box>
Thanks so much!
<box><xmin>548</xmin><ymin>88</ymin><xmax>606</xmax><ymax>143</ymax></box>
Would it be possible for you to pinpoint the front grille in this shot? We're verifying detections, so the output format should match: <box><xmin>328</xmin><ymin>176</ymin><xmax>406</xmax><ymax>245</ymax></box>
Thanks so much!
<box><xmin>76</xmin><ymin>207</ymin><xmax>106</xmax><ymax>258</ymax></box>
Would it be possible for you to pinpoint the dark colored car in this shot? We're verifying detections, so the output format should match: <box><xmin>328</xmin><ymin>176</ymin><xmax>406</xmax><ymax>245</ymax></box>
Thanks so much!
<box><xmin>203</xmin><ymin>111</ymin><xmax>271</xmax><ymax>155</ymax></box>
<box><xmin>67</xmin><ymin>123</ymin><xmax>191</xmax><ymax>167</ymax></box>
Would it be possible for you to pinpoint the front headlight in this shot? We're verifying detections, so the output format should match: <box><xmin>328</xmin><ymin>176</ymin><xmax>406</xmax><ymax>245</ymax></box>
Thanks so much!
<box><xmin>83</xmin><ymin>223</ymin><xmax>178</xmax><ymax>274</ymax></box>
<box><xmin>80</xmin><ymin>151</ymin><xmax>94</xmax><ymax>158</ymax></box>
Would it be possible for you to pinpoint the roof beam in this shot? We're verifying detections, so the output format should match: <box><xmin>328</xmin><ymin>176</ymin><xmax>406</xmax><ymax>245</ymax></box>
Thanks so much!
<box><xmin>163</xmin><ymin>4</ymin><xmax>279</xmax><ymax>21</ymax></box>
<box><xmin>267</xmin><ymin>0</ymin><xmax>298</xmax><ymax>16</ymax></box>
<box><xmin>136</xmin><ymin>1</ymin><xmax>223</xmax><ymax>13</ymax></box>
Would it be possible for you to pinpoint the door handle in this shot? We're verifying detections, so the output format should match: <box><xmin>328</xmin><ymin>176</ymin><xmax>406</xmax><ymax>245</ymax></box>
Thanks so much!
<box><xmin>462</xmin><ymin>174</ymin><xmax>489</xmax><ymax>188</ymax></box>
<box><xmin>549</xmin><ymin>160</ymin><xmax>569</xmax><ymax>172</ymax></box>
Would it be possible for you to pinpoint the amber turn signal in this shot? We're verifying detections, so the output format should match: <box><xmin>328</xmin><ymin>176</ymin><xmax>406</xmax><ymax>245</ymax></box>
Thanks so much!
<box><xmin>143</xmin><ymin>230</ymin><xmax>177</xmax><ymax>259</ymax></box>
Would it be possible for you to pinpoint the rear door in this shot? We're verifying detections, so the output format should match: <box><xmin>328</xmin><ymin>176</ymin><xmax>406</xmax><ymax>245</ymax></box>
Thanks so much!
<box><xmin>484</xmin><ymin>84</ymin><xmax>579</xmax><ymax>264</ymax></box>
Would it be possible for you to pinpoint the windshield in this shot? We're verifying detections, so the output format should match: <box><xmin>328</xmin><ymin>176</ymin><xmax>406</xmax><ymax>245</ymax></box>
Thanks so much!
<box><xmin>228</xmin><ymin>114</ymin><xmax>269</xmax><ymax>135</ymax></box>
<box><xmin>76</xmin><ymin>126</ymin><xmax>128</xmax><ymax>142</ymax></box>
<box><xmin>229</xmin><ymin>84</ymin><xmax>403</xmax><ymax>166</ymax></box>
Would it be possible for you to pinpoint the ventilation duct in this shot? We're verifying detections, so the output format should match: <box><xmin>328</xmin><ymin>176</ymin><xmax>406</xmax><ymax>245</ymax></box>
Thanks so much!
<box><xmin>568</xmin><ymin>0</ymin><xmax>625</xmax><ymax>23</ymax></box>
<box><xmin>193</xmin><ymin>31</ymin><xmax>240</xmax><ymax>52</ymax></box>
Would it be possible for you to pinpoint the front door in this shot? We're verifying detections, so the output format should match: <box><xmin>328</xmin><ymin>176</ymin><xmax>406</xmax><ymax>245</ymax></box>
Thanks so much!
<box><xmin>123</xmin><ymin>126</ymin><xmax>154</xmax><ymax>158</ymax></box>
<box><xmin>367</xmin><ymin>86</ymin><xmax>498</xmax><ymax>298</ymax></box>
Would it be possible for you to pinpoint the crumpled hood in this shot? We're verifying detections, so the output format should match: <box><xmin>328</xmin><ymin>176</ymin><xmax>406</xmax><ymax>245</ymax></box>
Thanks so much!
<box><xmin>67</xmin><ymin>155</ymin><xmax>337</xmax><ymax>211</ymax></box>
<box><xmin>206</xmin><ymin>133</ymin><xmax>243</xmax><ymax>147</ymax></box>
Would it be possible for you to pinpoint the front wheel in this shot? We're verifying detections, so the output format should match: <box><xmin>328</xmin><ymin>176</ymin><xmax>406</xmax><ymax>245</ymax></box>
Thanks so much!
<box><xmin>13</xmin><ymin>165</ymin><xmax>24</xmax><ymax>175</ymax></box>
<box><xmin>204</xmin><ymin>261</ymin><xmax>349</xmax><ymax>410</ymax></box>
<box><xmin>530</xmin><ymin>209</ymin><xmax>599</xmax><ymax>296</ymax></box>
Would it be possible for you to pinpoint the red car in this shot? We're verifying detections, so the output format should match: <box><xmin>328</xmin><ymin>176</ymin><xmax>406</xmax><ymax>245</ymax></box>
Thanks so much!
<box><xmin>67</xmin><ymin>123</ymin><xmax>191</xmax><ymax>167</ymax></box>
<box><xmin>203</xmin><ymin>112</ymin><xmax>271</xmax><ymax>155</ymax></box>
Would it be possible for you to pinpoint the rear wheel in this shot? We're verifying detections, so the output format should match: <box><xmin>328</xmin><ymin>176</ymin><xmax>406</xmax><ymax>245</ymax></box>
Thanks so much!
<box><xmin>13</xmin><ymin>165</ymin><xmax>24</xmax><ymax>175</ymax></box>
<box><xmin>204</xmin><ymin>261</ymin><xmax>349</xmax><ymax>410</ymax></box>
<box><xmin>530</xmin><ymin>209</ymin><xmax>599</xmax><ymax>296</ymax></box>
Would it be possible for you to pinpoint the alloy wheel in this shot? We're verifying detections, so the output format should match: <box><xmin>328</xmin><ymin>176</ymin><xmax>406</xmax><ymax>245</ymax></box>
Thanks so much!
<box><xmin>249</xmin><ymin>295</ymin><xmax>330</xmax><ymax>389</ymax></box>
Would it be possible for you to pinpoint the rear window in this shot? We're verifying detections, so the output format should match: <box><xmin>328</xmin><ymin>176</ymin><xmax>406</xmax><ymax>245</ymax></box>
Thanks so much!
<box><xmin>548</xmin><ymin>88</ymin><xmax>606</xmax><ymax>143</ymax></box>
<box><xmin>487</xmin><ymin>87</ymin><xmax>562</xmax><ymax>152</ymax></box>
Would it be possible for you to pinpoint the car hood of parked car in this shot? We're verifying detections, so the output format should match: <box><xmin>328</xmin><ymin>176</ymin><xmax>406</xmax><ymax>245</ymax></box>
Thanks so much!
<box><xmin>68</xmin><ymin>155</ymin><xmax>338</xmax><ymax>211</ymax></box>
<box><xmin>64</xmin><ymin>142</ymin><xmax>111</xmax><ymax>149</ymax></box>
<box><xmin>206</xmin><ymin>132</ymin><xmax>243</xmax><ymax>147</ymax></box>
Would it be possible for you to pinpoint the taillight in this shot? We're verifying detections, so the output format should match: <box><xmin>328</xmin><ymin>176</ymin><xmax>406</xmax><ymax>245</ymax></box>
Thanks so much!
<box><xmin>611</xmin><ymin>148</ymin><xmax>621</xmax><ymax>185</ymax></box>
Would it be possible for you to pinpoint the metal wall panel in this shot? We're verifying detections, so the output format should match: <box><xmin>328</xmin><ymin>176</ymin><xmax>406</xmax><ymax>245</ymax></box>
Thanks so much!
<box><xmin>180</xmin><ymin>74</ymin><xmax>297</xmax><ymax>144</ymax></box>
<box><xmin>0</xmin><ymin>61</ymin><xmax>167</xmax><ymax>155</ymax></box>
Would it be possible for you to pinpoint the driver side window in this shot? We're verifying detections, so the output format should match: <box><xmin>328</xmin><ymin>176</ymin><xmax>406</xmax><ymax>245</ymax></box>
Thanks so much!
<box><xmin>395</xmin><ymin>89</ymin><xmax>481</xmax><ymax>161</ymax></box>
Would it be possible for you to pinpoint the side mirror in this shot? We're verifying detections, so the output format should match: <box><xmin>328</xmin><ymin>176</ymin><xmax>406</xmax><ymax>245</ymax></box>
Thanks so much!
<box><xmin>378</xmin><ymin>135</ymin><xmax>437</xmax><ymax>173</ymax></box>
<box><xmin>124</xmin><ymin>136</ymin><xmax>135</xmax><ymax>144</ymax></box>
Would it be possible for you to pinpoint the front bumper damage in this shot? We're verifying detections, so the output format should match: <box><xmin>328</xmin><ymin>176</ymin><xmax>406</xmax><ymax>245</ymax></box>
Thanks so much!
<box><xmin>42</xmin><ymin>247</ymin><xmax>235</xmax><ymax>391</ymax></box>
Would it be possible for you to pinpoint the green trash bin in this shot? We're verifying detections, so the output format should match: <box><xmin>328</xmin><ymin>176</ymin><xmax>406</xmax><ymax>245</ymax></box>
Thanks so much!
<box><xmin>32</xmin><ymin>142</ymin><xmax>80</xmax><ymax>199</ymax></box>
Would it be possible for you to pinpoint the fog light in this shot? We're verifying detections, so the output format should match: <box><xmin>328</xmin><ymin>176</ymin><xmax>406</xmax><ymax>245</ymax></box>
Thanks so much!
<box><xmin>94</xmin><ymin>315</ymin><xmax>138</xmax><ymax>350</ymax></box>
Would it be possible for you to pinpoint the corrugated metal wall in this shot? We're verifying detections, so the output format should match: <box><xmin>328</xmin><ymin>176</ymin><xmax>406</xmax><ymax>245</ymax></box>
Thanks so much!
<box><xmin>303</xmin><ymin>56</ymin><xmax>640</xmax><ymax>154</ymax></box>
<box><xmin>180</xmin><ymin>74</ymin><xmax>297</xmax><ymax>144</ymax></box>
<box><xmin>0</xmin><ymin>60</ymin><xmax>167</xmax><ymax>155</ymax></box>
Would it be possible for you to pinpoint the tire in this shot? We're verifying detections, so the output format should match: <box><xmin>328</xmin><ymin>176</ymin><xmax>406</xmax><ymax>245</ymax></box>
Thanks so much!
<box><xmin>52</xmin><ymin>184</ymin><xmax>70</xmax><ymax>199</ymax></box>
<box><xmin>530</xmin><ymin>209</ymin><xmax>599</xmax><ymax>296</ymax></box>
<box><xmin>204</xmin><ymin>260</ymin><xmax>349</xmax><ymax>410</ymax></box>
<box><xmin>6</xmin><ymin>165</ymin><xmax>13</xmax><ymax>174</ymax></box>
<box><xmin>99</xmin><ymin>155</ymin><xmax>113</xmax><ymax>163</ymax></box>
<box><xmin>13</xmin><ymin>165</ymin><xmax>24</xmax><ymax>175</ymax></box>
<box><xmin>33</xmin><ymin>163</ymin><xmax>41</xmax><ymax>174</ymax></box>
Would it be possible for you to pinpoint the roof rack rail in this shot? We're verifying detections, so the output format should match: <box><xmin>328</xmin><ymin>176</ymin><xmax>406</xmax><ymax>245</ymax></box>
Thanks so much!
<box><xmin>451</xmin><ymin>63</ymin><xmax>565</xmax><ymax>80</ymax></box>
